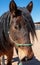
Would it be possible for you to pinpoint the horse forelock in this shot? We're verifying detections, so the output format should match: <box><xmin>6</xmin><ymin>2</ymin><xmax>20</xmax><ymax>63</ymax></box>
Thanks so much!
<box><xmin>19</xmin><ymin>7</ymin><xmax>37</xmax><ymax>40</ymax></box>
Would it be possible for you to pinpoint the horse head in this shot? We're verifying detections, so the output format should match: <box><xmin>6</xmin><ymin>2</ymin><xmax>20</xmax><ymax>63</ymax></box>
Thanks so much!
<box><xmin>7</xmin><ymin>0</ymin><xmax>37</xmax><ymax>61</ymax></box>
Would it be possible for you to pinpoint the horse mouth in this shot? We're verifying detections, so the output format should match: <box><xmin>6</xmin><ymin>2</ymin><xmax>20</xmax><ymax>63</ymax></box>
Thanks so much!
<box><xmin>9</xmin><ymin>33</ymin><xmax>34</xmax><ymax>61</ymax></box>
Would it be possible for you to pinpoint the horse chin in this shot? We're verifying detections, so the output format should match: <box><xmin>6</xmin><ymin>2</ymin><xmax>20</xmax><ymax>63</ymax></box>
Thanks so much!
<box><xmin>21</xmin><ymin>52</ymin><xmax>34</xmax><ymax>62</ymax></box>
<box><xmin>18</xmin><ymin>47</ymin><xmax>34</xmax><ymax>62</ymax></box>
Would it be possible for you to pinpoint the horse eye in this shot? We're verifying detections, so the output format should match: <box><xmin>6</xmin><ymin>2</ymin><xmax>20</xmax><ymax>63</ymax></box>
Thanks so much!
<box><xmin>18</xmin><ymin>24</ymin><xmax>21</xmax><ymax>30</ymax></box>
<box><xmin>13</xmin><ymin>15</ymin><xmax>16</xmax><ymax>18</ymax></box>
<box><xmin>15</xmin><ymin>24</ymin><xmax>21</xmax><ymax>30</ymax></box>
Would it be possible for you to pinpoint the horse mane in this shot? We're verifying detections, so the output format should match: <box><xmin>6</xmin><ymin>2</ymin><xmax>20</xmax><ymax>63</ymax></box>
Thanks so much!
<box><xmin>18</xmin><ymin>7</ymin><xmax>37</xmax><ymax>40</ymax></box>
<box><xmin>26</xmin><ymin>15</ymin><xmax>37</xmax><ymax>40</ymax></box>
<box><xmin>0</xmin><ymin>11</ymin><xmax>13</xmax><ymax>50</ymax></box>
<box><xmin>0</xmin><ymin>11</ymin><xmax>10</xmax><ymax>39</ymax></box>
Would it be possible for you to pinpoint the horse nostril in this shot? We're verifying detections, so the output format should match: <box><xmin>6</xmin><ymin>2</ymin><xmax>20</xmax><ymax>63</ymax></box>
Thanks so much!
<box><xmin>15</xmin><ymin>26</ymin><xmax>18</xmax><ymax>29</ymax></box>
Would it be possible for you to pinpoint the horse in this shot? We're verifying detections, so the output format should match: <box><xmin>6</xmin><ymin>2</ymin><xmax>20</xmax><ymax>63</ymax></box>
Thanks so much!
<box><xmin>0</xmin><ymin>0</ymin><xmax>37</xmax><ymax>65</ymax></box>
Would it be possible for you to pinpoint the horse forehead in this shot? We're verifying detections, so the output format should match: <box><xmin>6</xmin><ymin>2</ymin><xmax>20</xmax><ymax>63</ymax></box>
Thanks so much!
<box><xmin>17</xmin><ymin>7</ymin><xmax>31</xmax><ymax>22</ymax></box>
<box><xmin>17</xmin><ymin>7</ymin><xmax>29</xmax><ymax>15</ymax></box>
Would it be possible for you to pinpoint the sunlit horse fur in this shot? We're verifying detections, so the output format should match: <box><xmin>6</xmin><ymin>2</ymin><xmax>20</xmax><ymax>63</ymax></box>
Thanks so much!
<box><xmin>0</xmin><ymin>0</ymin><xmax>37</xmax><ymax>65</ymax></box>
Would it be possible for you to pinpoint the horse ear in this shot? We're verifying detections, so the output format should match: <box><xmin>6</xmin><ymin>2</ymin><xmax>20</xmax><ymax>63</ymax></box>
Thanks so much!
<box><xmin>26</xmin><ymin>1</ymin><xmax>33</xmax><ymax>13</ymax></box>
<box><xmin>9</xmin><ymin>0</ymin><xmax>17</xmax><ymax>13</ymax></box>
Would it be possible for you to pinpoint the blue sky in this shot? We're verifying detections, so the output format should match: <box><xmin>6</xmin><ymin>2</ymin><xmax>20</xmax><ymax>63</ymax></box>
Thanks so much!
<box><xmin>0</xmin><ymin>0</ymin><xmax>40</xmax><ymax>22</ymax></box>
